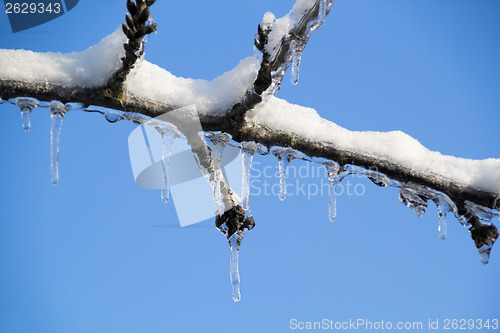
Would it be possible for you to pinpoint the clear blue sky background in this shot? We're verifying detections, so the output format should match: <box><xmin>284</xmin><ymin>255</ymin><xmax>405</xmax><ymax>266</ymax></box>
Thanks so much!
<box><xmin>1</xmin><ymin>1</ymin><xmax>499</xmax><ymax>332</ymax></box>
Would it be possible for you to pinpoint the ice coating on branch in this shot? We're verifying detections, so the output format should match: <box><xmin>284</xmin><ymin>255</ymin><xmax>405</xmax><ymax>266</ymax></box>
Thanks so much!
<box><xmin>241</xmin><ymin>142</ymin><xmax>258</xmax><ymax>211</ymax></box>
<box><xmin>259</xmin><ymin>0</ymin><xmax>334</xmax><ymax>90</ymax></box>
<box><xmin>399</xmin><ymin>187</ymin><xmax>428</xmax><ymax>218</ymax></box>
<box><xmin>249</xmin><ymin>96</ymin><xmax>500</xmax><ymax>195</ymax></box>
<box><xmin>16</xmin><ymin>98</ymin><xmax>38</xmax><ymax>132</ymax></box>
<box><xmin>465</xmin><ymin>200</ymin><xmax>499</xmax><ymax>225</ymax></box>
<box><xmin>263</xmin><ymin>0</ymin><xmax>318</xmax><ymax>54</ymax></box>
<box><xmin>0</xmin><ymin>28</ymin><xmax>126</xmax><ymax>87</ymax></box>
<box><xmin>48</xmin><ymin>102</ymin><xmax>67</xmax><ymax>185</ymax></box>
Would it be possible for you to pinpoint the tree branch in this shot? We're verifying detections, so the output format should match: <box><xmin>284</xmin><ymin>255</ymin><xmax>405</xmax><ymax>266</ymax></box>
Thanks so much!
<box><xmin>0</xmin><ymin>0</ymin><xmax>498</xmax><ymax>257</ymax></box>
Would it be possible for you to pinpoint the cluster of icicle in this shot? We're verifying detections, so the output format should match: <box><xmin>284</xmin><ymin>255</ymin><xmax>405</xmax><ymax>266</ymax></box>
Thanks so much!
<box><xmin>268</xmin><ymin>146</ymin><xmax>500</xmax><ymax>264</ymax></box>
<box><xmin>4</xmin><ymin>97</ymin><xmax>253</xmax><ymax>302</ymax></box>
<box><xmin>264</xmin><ymin>0</ymin><xmax>334</xmax><ymax>95</ymax></box>
<box><xmin>5</xmin><ymin>96</ymin><xmax>500</xmax><ymax>303</ymax></box>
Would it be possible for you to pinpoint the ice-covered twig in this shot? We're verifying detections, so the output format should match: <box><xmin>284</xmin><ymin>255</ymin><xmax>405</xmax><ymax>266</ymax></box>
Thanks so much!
<box><xmin>227</xmin><ymin>0</ymin><xmax>334</xmax><ymax>127</ymax></box>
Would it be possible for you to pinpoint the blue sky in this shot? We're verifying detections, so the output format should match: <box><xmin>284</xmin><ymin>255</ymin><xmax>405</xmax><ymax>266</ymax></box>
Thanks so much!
<box><xmin>1</xmin><ymin>1</ymin><xmax>499</xmax><ymax>332</ymax></box>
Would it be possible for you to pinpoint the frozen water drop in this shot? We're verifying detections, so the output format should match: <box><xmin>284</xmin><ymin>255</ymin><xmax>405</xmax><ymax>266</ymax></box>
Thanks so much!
<box><xmin>478</xmin><ymin>244</ymin><xmax>491</xmax><ymax>264</ymax></box>
<box><xmin>104</xmin><ymin>112</ymin><xmax>123</xmax><ymax>123</ymax></box>
<box><xmin>241</xmin><ymin>141</ymin><xmax>258</xmax><ymax>211</ymax></box>
<box><xmin>48</xmin><ymin>102</ymin><xmax>67</xmax><ymax>186</ymax></box>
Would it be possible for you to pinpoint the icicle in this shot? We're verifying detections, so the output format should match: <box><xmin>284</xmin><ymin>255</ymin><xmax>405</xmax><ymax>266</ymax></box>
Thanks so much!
<box><xmin>438</xmin><ymin>210</ymin><xmax>448</xmax><ymax>240</ymax></box>
<box><xmin>16</xmin><ymin>98</ymin><xmax>38</xmax><ymax>132</ymax></box>
<box><xmin>216</xmin><ymin>206</ymin><xmax>254</xmax><ymax>302</ymax></box>
<box><xmin>156</xmin><ymin>123</ymin><xmax>178</xmax><ymax>204</ymax></box>
<box><xmin>290</xmin><ymin>40</ymin><xmax>304</xmax><ymax>86</ymax></box>
<box><xmin>325</xmin><ymin>164</ymin><xmax>340</xmax><ymax>222</ymax></box>
<box><xmin>48</xmin><ymin>102</ymin><xmax>67</xmax><ymax>186</ymax></box>
<box><xmin>277</xmin><ymin>156</ymin><xmax>289</xmax><ymax>201</ymax></box>
<box><xmin>229</xmin><ymin>231</ymin><xmax>244</xmax><ymax>302</ymax></box>
<box><xmin>206</xmin><ymin>133</ymin><xmax>230</xmax><ymax>214</ymax></box>
<box><xmin>241</xmin><ymin>142</ymin><xmax>258</xmax><ymax>211</ymax></box>
<box><xmin>432</xmin><ymin>196</ymin><xmax>455</xmax><ymax>240</ymax></box>
<box><xmin>271</xmin><ymin>148</ymin><xmax>301</xmax><ymax>201</ymax></box>
<box><xmin>318</xmin><ymin>0</ymin><xmax>327</xmax><ymax>27</ymax></box>
<box><xmin>21</xmin><ymin>107</ymin><xmax>32</xmax><ymax>131</ymax></box>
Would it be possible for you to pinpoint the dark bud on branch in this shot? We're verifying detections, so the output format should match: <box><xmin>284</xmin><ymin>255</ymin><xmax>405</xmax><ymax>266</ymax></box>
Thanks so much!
<box><xmin>126</xmin><ymin>0</ymin><xmax>137</xmax><ymax>16</ymax></box>
<box><xmin>106</xmin><ymin>0</ymin><xmax>158</xmax><ymax>94</ymax></box>
<box><xmin>216</xmin><ymin>206</ymin><xmax>255</xmax><ymax>239</ymax></box>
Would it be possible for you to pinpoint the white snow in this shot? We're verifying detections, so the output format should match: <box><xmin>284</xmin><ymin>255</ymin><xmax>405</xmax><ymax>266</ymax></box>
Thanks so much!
<box><xmin>248</xmin><ymin>96</ymin><xmax>500</xmax><ymax>194</ymax></box>
<box><xmin>124</xmin><ymin>56</ymin><xmax>259</xmax><ymax>115</ymax></box>
<box><xmin>0</xmin><ymin>28</ymin><xmax>126</xmax><ymax>87</ymax></box>
<box><xmin>0</xmin><ymin>26</ymin><xmax>260</xmax><ymax>115</ymax></box>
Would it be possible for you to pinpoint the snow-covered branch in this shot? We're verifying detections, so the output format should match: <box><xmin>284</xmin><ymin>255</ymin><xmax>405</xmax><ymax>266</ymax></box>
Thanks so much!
<box><xmin>0</xmin><ymin>0</ymin><xmax>499</xmax><ymax>266</ymax></box>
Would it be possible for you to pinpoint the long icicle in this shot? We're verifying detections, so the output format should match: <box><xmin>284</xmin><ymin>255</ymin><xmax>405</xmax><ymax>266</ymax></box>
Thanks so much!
<box><xmin>325</xmin><ymin>164</ymin><xmax>340</xmax><ymax>222</ymax></box>
<box><xmin>49</xmin><ymin>102</ymin><xmax>67</xmax><ymax>186</ymax></box>
<box><xmin>318</xmin><ymin>0</ymin><xmax>328</xmax><ymax>27</ymax></box>
<box><xmin>157</xmin><ymin>124</ymin><xmax>177</xmax><ymax>203</ymax></box>
<box><xmin>241</xmin><ymin>142</ymin><xmax>258</xmax><ymax>211</ymax></box>
<box><xmin>437</xmin><ymin>207</ymin><xmax>448</xmax><ymax>240</ymax></box>
<box><xmin>229</xmin><ymin>231</ymin><xmax>244</xmax><ymax>302</ymax></box>
<box><xmin>271</xmin><ymin>148</ymin><xmax>299</xmax><ymax>202</ymax></box>
<box><xmin>207</xmin><ymin>133</ymin><xmax>230</xmax><ymax>214</ymax></box>
<box><xmin>290</xmin><ymin>41</ymin><xmax>304</xmax><ymax>86</ymax></box>
<box><xmin>277</xmin><ymin>155</ymin><xmax>289</xmax><ymax>201</ymax></box>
